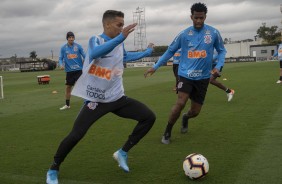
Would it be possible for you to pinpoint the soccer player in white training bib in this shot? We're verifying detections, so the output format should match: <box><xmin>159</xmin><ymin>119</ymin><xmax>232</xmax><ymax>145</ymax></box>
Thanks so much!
<box><xmin>46</xmin><ymin>10</ymin><xmax>156</xmax><ymax>184</ymax></box>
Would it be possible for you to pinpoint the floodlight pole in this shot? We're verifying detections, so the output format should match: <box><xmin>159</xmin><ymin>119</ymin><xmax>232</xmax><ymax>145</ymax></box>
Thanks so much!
<box><xmin>133</xmin><ymin>7</ymin><xmax>147</xmax><ymax>51</ymax></box>
<box><xmin>280</xmin><ymin>4</ymin><xmax>282</xmax><ymax>42</ymax></box>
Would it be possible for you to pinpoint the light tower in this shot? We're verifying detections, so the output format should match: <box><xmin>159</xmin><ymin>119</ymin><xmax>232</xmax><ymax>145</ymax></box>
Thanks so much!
<box><xmin>280</xmin><ymin>4</ymin><xmax>282</xmax><ymax>42</ymax></box>
<box><xmin>133</xmin><ymin>7</ymin><xmax>147</xmax><ymax>51</ymax></box>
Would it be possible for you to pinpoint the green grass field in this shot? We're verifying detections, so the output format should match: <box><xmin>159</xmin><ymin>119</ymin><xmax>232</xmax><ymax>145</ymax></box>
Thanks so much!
<box><xmin>0</xmin><ymin>61</ymin><xmax>282</xmax><ymax>184</ymax></box>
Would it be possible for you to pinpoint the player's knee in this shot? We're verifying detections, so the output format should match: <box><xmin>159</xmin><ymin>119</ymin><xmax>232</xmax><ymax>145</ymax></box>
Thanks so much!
<box><xmin>147</xmin><ymin>111</ymin><xmax>156</xmax><ymax>126</ymax></box>
<box><xmin>209</xmin><ymin>78</ymin><xmax>215</xmax><ymax>85</ymax></box>
<box><xmin>176</xmin><ymin>100</ymin><xmax>186</xmax><ymax>109</ymax></box>
<box><xmin>140</xmin><ymin>109</ymin><xmax>156</xmax><ymax>126</ymax></box>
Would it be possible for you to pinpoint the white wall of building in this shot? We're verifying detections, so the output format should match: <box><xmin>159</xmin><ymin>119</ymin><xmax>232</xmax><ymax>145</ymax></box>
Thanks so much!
<box><xmin>224</xmin><ymin>41</ymin><xmax>260</xmax><ymax>57</ymax></box>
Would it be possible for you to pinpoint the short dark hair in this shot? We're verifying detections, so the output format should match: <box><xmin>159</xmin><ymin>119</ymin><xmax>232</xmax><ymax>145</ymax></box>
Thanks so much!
<box><xmin>102</xmin><ymin>10</ymin><xmax>124</xmax><ymax>24</ymax></box>
<box><xmin>191</xmin><ymin>2</ymin><xmax>208</xmax><ymax>15</ymax></box>
<box><xmin>66</xmin><ymin>31</ymin><xmax>75</xmax><ymax>40</ymax></box>
<box><xmin>66</xmin><ymin>31</ymin><xmax>75</xmax><ymax>39</ymax></box>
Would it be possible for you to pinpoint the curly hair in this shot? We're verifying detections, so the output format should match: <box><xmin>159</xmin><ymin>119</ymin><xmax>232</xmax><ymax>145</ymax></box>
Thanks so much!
<box><xmin>191</xmin><ymin>2</ymin><xmax>208</xmax><ymax>15</ymax></box>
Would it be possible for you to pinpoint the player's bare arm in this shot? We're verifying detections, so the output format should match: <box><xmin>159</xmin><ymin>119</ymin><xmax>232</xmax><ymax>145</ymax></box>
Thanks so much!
<box><xmin>211</xmin><ymin>68</ymin><xmax>220</xmax><ymax>77</ymax></box>
<box><xmin>143</xmin><ymin>43</ymin><xmax>155</xmax><ymax>78</ymax></box>
<box><xmin>144</xmin><ymin>67</ymin><xmax>156</xmax><ymax>78</ymax></box>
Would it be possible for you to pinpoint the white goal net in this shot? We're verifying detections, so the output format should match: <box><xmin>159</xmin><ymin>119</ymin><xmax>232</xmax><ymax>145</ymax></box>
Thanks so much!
<box><xmin>0</xmin><ymin>76</ymin><xmax>4</xmax><ymax>99</ymax></box>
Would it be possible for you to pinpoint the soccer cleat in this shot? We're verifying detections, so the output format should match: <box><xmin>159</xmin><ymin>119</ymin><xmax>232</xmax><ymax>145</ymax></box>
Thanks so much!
<box><xmin>46</xmin><ymin>169</ymin><xmax>58</xmax><ymax>184</ymax></box>
<box><xmin>227</xmin><ymin>89</ymin><xmax>235</xmax><ymax>102</ymax></box>
<box><xmin>161</xmin><ymin>135</ymin><xmax>170</xmax><ymax>144</ymax></box>
<box><xmin>59</xmin><ymin>105</ymin><xmax>70</xmax><ymax>110</ymax></box>
<box><xmin>113</xmin><ymin>149</ymin><xmax>129</xmax><ymax>172</ymax></box>
<box><xmin>276</xmin><ymin>80</ymin><xmax>282</xmax><ymax>84</ymax></box>
<box><xmin>161</xmin><ymin>131</ymin><xmax>171</xmax><ymax>144</ymax></box>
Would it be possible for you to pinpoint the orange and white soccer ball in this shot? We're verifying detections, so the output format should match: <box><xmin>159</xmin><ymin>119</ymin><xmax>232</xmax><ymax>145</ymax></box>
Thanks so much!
<box><xmin>183</xmin><ymin>153</ymin><xmax>209</xmax><ymax>180</ymax></box>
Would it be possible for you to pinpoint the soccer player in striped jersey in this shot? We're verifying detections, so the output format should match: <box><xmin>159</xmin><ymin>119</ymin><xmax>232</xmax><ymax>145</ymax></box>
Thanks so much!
<box><xmin>145</xmin><ymin>2</ymin><xmax>226</xmax><ymax>144</ymax></box>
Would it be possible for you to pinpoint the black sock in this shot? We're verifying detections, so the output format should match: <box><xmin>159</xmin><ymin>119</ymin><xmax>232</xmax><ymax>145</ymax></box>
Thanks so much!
<box><xmin>280</xmin><ymin>76</ymin><xmax>282</xmax><ymax>80</ymax></box>
<box><xmin>182</xmin><ymin>114</ymin><xmax>189</xmax><ymax>128</ymax></box>
<box><xmin>225</xmin><ymin>88</ymin><xmax>231</xmax><ymax>93</ymax></box>
<box><xmin>50</xmin><ymin>162</ymin><xmax>60</xmax><ymax>171</ymax></box>
<box><xmin>122</xmin><ymin>140</ymin><xmax>135</xmax><ymax>152</ymax></box>
<box><xmin>66</xmin><ymin>100</ymin><xmax>70</xmax><ymax>106</ymax></box>
<box><xmin>164</xmin><ymin>123</ymin><xmax>173</xmax><ymax>137</ymax></box>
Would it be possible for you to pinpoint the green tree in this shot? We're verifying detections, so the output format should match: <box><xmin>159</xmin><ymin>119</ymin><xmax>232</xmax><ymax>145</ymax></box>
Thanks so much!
<box><xmin>10</xmin><ymin>54</ymin><xmax>17</xmax><ymax>63</ymax></box>
<box><xmin>256</xmin><ymin>23</ymin><xmax>281</xmax><ymax>44</ymax></box>
<box><xmin>153</xmin><ymin>45</ymin><xmax>168</xmax><ymax>53</ymax></box>
<box><xmin>29</xmin><ymin>51</ymin><xmax>37</xmax><ymax>61</ymax></box>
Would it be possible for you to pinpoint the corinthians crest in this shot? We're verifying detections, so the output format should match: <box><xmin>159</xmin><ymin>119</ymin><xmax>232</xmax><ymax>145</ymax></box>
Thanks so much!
<box><xmin>87</xmin><ymin>102</ymin><xmax>98</xmax><ymax>110</ymax></box>
<box><xmin>204</xmin><ymin>35</ymin><xmax>212</xmax><ymax>44</ymax></box>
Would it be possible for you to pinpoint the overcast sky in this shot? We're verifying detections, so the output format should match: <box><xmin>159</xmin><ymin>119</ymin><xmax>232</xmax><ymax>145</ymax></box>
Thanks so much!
<box><xmin>0</xmin><ymin>0</ymin><xmax>281</xmax><ymax>58</ymax></box>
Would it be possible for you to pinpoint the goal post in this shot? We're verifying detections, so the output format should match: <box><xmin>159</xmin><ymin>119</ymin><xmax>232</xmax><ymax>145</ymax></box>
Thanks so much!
<box><xmin>0</xmin><ymin>76</ymin><xmax>4</xmax><ymax>99</ymax></box>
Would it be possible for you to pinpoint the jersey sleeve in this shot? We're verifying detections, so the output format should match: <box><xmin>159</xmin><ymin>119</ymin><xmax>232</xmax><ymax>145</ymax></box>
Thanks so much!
<box><xmin>153</xmin><ymin>31</ymin><xmax>183</xmax><ymax>70</ymax></box>
<box><xmin>123</xmin><ymin>47</ymin><xmax>153</xmax><ymax>62</ymax></box>
<box><xmin>88</xmin><ymin>33</ymin><xmax>125</xmax><ymax>61</ymax></box>
<box><xmin>213</xmin><ymin>30</ymin><xmax>226</xmax><ymax>70</ymax></box>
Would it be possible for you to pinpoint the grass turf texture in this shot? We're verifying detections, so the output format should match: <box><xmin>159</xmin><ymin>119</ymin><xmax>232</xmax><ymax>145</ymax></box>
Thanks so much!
<box><xmin>0</xmin><ymin>61</ymin><xmax>282</xmax><ymax>184</ymax></box>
